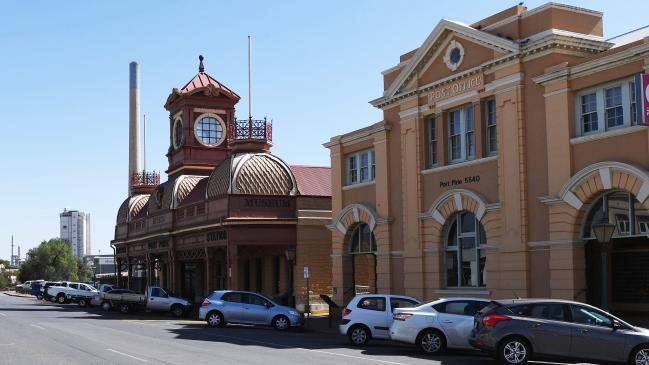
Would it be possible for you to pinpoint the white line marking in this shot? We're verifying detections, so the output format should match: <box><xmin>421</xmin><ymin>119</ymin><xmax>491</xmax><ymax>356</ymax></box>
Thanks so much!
<box><xmin>106</xmin><ymin>349</ymin><xmax>148</xmax><ymax>363</ymax></box>
<box><xmin>30</xmin><ymin>324</ymin><xmax>45</xmax><ymax>330</ymax></box>
<box><xmin>209</xmin><ymin>333</ymin><xmax>411</xmax><ymax>365</ymax></box>
<box><xmin>0</xmin><ymin>313</ymin><xmax>6</xmax><ymax>317</ymax></box>
<box><xmin>0</xmin><ymin>343</ymin><xmax>15</xmax><ymax>346</ymax></box>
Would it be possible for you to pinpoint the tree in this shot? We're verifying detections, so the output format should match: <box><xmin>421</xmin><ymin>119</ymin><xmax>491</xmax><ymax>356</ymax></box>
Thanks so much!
<box><xmin>19</xmin><ymin>238</ymin><xmax>79</xmax><ymax>282</ymax></box>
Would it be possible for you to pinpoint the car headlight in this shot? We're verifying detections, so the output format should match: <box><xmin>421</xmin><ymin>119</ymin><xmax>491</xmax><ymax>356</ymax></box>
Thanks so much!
<box><xmin>288</xmin><ymin>310</ymin><xmax>299</xmax><ymax>316</ymax></box>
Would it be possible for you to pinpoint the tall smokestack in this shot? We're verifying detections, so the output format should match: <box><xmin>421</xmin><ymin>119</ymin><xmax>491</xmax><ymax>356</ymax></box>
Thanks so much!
<box><xmin>128</xmin><ymin>62</ymin><xmax>140</xmax><ymax>196</ymax></box>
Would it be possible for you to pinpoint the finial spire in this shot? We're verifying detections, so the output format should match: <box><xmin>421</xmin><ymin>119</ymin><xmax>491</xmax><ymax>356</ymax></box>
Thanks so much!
<box><xmin>199</xmin><ymin>55</ymin><xmax>205</xmax><ymax>73</ymax></box>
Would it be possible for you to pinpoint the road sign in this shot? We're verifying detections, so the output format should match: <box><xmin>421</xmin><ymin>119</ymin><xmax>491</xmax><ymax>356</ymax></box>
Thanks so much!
<box><xmin>303</xmin><ymin>266</ymin><xmax>309</xmax><ymax>279</ymax></box>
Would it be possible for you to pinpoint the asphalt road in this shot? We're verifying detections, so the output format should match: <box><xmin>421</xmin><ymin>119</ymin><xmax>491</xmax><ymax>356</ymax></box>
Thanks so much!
<box><xmin>0</xmin><ymin>294</ymin><xmax>597</xmax><ymax>365</ymax></box>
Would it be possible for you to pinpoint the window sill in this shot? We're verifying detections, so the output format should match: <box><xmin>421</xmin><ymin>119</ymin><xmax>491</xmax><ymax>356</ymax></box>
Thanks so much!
<box><xmin>342</xmin><ymin>181</ymin><xmax>376</xmax><ymax>191</ymax></box>
<box><xmin>435</xmin><ymin>288</ymin><xmax>490</xmax><ymax>295</ymax></box>
<box><xmin>421</xmin><ymin>155</ymin><xmax>498</xmax><ymax>175</ymax></box>
<box><xmin>571</xmin><ymin>125</ymin><xmax>647</xmax><ymax>145</ymax></box>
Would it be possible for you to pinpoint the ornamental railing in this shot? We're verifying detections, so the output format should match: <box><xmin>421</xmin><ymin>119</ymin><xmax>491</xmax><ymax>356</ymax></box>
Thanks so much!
<box><xmin>229</xmin><ymin>117</ymin><xmax>272</xmax><ymax>144</ymax></box>
<box><xmin>131</xmin><ymin>170</ymin><xmax>160</xmax><ymax>187</ymax></box>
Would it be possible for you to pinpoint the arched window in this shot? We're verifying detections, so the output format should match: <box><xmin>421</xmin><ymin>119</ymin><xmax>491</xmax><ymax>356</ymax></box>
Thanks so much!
<box><xmin>445</xmin><ymin>212</ymin><xmax>486</xmax><ymax>288</ymax></box>
<box><xmin>583</xmin><ymin>191</ymin><xmax>649</xmax><ymax>239</ymax></box>
<box><xmin>349</xmin><ymin>223</ymin><xmax>377</xmax><ymax>254</ymax></box>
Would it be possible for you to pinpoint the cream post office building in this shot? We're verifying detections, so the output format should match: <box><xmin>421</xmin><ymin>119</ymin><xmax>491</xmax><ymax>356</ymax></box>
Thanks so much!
<box><xmin>325</xmin><ymin>3</ymin><xmax>649</xmax><ymax>314</ymax></box>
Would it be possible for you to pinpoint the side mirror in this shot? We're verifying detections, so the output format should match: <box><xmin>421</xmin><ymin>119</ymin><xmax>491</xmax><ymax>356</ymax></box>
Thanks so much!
<box><xmin>265</xmin><ymin>302</ymin><xmax>273</xmax><ymax>309</ymax></box>
<box><xmin>612</xmin><ymin>321</ymin><xmax>623</xmax><ymax>331</ymax></box>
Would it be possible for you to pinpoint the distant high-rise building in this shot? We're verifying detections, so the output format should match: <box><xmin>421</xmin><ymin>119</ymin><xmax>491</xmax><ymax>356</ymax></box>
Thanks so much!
<box><xmin>60</xmin><ymin>209</ymin><xmax>91</xmax><ymax>259</ymax></box>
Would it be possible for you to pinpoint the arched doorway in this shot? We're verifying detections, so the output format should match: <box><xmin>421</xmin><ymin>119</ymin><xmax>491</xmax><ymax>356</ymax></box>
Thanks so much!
<box><xmin>582</xmin><ymin>190</ymin><xmax>649</xmax><ymax>312</ymax></box>
<box><xmin>443</xmin><ymin>212</ymin><xmax>487</xmax><ymax>288</ymax></box>
<box><xmin>343</xmin><ymin>223</ymin><xmax>377</xmax><ymax>302</ymax></box>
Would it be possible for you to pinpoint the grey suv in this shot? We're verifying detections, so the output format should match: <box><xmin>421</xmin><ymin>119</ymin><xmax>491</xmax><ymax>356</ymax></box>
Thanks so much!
<box><xmin>469</xmin><ymin>299</ymin><xmax>649</xmax><ymax>365</ymax></box>
<box><xmin>199</xmin><ymin>290</ymin><xmax>303</xmax><ymax>331</ymax></box>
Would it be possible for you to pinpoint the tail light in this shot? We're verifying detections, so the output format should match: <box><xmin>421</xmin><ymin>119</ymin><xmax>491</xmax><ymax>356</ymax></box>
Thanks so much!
<box><xmin>482</xmin><ymin>314</ymin><xmax>511</xmax><ymax>328</ymax></box>
<box><xmin>393</xmin><ymin>312</ymin><xmax>413</xmax><ymax>321</ymax></box>
<box><xmin>201</xmin><ymin>299</ymin><xmax>211</xmax><ymax>307</ymax></box>
<box><xmin>342</xmin><ymin>308</ymin><xmax>352</xmax><ymax>317</ymax></box>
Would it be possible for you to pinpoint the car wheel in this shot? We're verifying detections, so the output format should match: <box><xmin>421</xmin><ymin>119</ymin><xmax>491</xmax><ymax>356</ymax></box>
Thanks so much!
<box><xmin>206</xmin><ymin>311</ymin><xmax>224</xmax><ymax>328</ymax></box>
<box><xmin>272</xmin><ymin>315</ymin><xmax>290</xmax><ymax>331</ymax></box>
<box><xmin>101</xmin><ymin>301</ymin><xmax>112</xmax><ymax>311</ymax></box>
<box><xmin>78</xmin><ymin>299</ymin><xmax>87</xmax><ymax>307</ymax></box>
<box><xmin>417</xmin><ymin>329</ymin><xmax>446</xmax><ymax>355</ymax></box>
<box><xmin>630</xmin><ymin>345</ymin><xmax>649</xmax><ymax>365</ymax></box>
<box><xmin>171</xmin><ymin>305</ymin><xmax>184</xmax><ymax>318</ymax></box>
<box><xmin>499</xmin><ymin>337</ymin><xmax>530</xmax><ymax>365</ymax></box>
<box><xmin>119</xmin><ymin>304</ymin><xmax>130</xmax><ymax>314</ymax></box>
<box><xmin>56</xmin><ymin>294</ymin><xmax>66</xmax><ymax>304</ymax></box>
<box><xmin>348</xmin><ymin>325</ymin><xmax>370</xmax><ymax>346</ymax></box>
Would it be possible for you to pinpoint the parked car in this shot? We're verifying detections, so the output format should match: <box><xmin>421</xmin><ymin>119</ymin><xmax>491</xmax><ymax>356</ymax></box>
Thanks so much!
<box><xmin>21</xmin><ymin>281</ymin><xmax>32</xmax><ymax>293</ymax></box>
<box><xmin>42</xmin><ymin>281</ymin><xmax>62</xmax><ymax>301</ymax></box>
<box><xmin>339</xmin><ymin>294</ymin><xmax>420</xmax><ymax>345</ymax></box>
<box><xmin>98</xmin><ymin>284</ymin><xmax>115</xmax><ymax>293</ymax></box>
<box><xmin>389</xmin><ymin>297</ymin><xmax>490</xmax><ymax>354</ymax></box>
<box><xmin>100</xmin><ymin>286</ymin><xmax>189</xmax><ymax>316</ymax></box>
<box><xmin>66</xmin><ymin>283</ymin><xmax>99</xmax><ymax>307</ymax></box>
<box><xmin>47</xmin><ymin>282</ymin><xmax>80</xmax><ymax>304</ymax></box>
<box><xmin>30</xmin><ymin>281</ymin><xmax>46</xmax><ymax>298</ymax></box>
<box><xmin>470</xmin><ymin>298</ymin><xmax>649</xmax><ymax>365</ymax></box>
<box><xmin>200</xmin><ymin>290</ymin><xmax>303</xmax><ymax>331</ymax></box>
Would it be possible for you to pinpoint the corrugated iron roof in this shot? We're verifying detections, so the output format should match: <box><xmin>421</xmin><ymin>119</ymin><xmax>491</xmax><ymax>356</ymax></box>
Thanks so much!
<box><xmin>179</xmin><ymin>72</ymin><xmax>240</xmax><ymax>100</ymax></box>
<box><xmin>290</xmin><ymin>165</ymin><xmax>331</xmax><ymax>197</ymax></box>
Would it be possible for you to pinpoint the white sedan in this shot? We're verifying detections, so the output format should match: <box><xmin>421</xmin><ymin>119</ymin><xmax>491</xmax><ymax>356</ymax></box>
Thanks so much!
<box><xmin>390</xmin><ymin>297</ymin><xmax>490</xmax><ymax>354</ymax></box>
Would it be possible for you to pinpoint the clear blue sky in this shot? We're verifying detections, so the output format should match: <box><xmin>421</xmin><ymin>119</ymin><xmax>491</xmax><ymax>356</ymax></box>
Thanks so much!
<box><xmin>0</xmin><ymin>0</ymin><xmax>646</xmax><ymax>261</ymax></box>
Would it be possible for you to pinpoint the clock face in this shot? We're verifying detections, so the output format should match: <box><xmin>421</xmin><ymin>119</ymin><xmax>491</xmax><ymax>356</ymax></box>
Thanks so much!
<box><xmin>173</xmin><ymin>119</ymin><xmax>183</xmax><ymax>149</ymax></box>
<box><xmin>195</xmin><ymin>115</ymin><xmax>225</xmax><ymax>147</ymax></box>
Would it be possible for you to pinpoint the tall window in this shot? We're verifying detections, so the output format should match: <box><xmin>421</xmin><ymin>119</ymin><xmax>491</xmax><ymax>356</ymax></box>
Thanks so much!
<box><xmin>173</xmin><ymin>119</ymin><xmax>183</xmax><ymax>149</ymax></box>
<box><xmin>448</xmin><ymin>105</ymin><xmax>475</xmax><ymax>163</ymax></box>
<box><xmin>485</xmin><ymin>99</ymin><xmax>497</xmax><ymax>155</ymax></box>
<box><xmin>347</xmin><ymin>150</ymin><xmax>375</xmax><ymax>185</ymax></box>
<box><xmin>445</xmin><ymin>212</ymin><xmax>486</xmax><ymax>287</ymax></box>
<box><xmin>427</xmin><ymin>116</ymin><xmax>437</xmax><ymax>167</ymax></box>
<box><xmin>605</xmin><ymin>86</ymin><xmax>623</xmax><ymax>128</ymax></box>
<box><xmin>349</xmin><ymin>223</ymin><xmax>377</xmax><ymax>253</ymax></box>
<box><xmin>630</xmin><ymin>81</ymin><xmax>637</xmax><ymax>125</ymax></box>
<box><xmin>581</xmin><ymin>93</ymin><xmax>598</xmax><ymax>133</ymax></box>
<box><xmin>576</xmin><ymin>78</ymin><xmax>637</xmax><ymax>136</ymax></box>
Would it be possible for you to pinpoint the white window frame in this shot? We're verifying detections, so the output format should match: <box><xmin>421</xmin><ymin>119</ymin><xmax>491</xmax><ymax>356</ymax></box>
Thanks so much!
<box><xmin>346</xmin><ymin>149</ymin><xmax>375</xmax><ymax>185</ymax></box>
<box><xmin>448</xmin><ymin>105</ymin><xmax>475</xmax><ymax>163</ymax></box>
<box><xmin>575</xmin><ymin>77</ymin><xmax>635</xmax><ymax>137</ymax></box>
<box><xmin>427</xmin><ymin>115</ymin><xmax>438</xmax><ymax>167</ymax></box>
<box><xmin>485</xmin><ymin>99</ymin><xmax>497</xmax><ymax>156</ymax></box>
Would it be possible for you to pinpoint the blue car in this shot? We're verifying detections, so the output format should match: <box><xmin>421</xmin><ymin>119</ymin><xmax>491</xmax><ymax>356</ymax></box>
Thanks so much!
<box><xmin>31</xmin><ymin>281</ymin><xmax>44</xmax><ymax>298</ymax></box>
<box><xmin>199</xmin><ymin>290</ymin><xmax>303</xmax><ymax>331</ymax></box>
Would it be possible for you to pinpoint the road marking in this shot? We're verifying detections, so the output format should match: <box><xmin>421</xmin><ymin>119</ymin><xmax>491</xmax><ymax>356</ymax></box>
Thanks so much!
<box><xmin>209</xmin><ymin>333</ymin><xmax>412</xmax><ymax>365</ymax></box>
<box><xmin>0</xmin><ymin>343</ymin><xmax>15</xmax><ymax>346</ymax></box>
<box><xmin>106</xmin><ymin>349</ymin><xmax>148</xmax><ymax>362</ymax></box>
<box><xmin>0</xmin><ymin>313</ymin><xmax>6</xmax><ymax>317</ymax></box>
<box><xmin>30</xmin><ymin>324</ymin><xmax>45</xmax><ymax>330</ymax></box>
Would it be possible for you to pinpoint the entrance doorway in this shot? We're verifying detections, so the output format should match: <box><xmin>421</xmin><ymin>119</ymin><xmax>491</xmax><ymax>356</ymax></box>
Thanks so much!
<box><xmin>342</xmin><ymin>223</ymin><xmax>377</xmax><ymax>304</ymax></box>
<box><xmin>583</xmin><ymin>191</ymin><xmax>649</xmax><ymax>312</ymax></box>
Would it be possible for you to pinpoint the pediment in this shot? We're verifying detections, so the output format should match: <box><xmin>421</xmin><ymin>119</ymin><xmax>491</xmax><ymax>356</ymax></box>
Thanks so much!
<box><xmin>383</xmin><ymin>19</ymin><xmax>519</xmax><ymax>100</ymax></box>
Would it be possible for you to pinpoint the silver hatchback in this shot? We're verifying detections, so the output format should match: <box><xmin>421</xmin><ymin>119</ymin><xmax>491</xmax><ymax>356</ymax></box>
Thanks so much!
<box><xmin>199</xmin><ymin>290</ymin><xmax>303</xmax><ymax>331</ymax></box>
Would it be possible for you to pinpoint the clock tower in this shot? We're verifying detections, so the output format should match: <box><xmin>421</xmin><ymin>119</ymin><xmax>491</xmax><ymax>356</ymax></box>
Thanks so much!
<box><xmin>164</xmin><ymin>55</ymin><xmax>240</xmax><ymax>178</ymax></box>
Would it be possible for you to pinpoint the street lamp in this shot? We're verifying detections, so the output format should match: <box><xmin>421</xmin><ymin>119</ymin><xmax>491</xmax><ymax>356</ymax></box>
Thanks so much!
<box><xmin>285</xmin><ymin>246</ymin><xmax>296</xmax><ymax>308</ymax></box>
<box><xmin>592</xmin><ymin>215</ymin><xmax>616</xmax><ymax>311</ymax></box>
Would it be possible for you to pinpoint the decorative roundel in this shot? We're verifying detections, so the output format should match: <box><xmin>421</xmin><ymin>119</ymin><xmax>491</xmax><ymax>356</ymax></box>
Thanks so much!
<box><xmin>443</xmin><ymin>40</ymin><xmax>465</xmax><ymax>72</ymax></box>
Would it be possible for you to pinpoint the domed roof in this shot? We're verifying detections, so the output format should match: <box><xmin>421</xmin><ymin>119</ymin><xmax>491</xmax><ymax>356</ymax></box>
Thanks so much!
<box><xmin>171</xmin><ymin>175</ymin><xmax>208</xmax><ymax>209</ymax></box>
<box><xmin>147</xmin><ymin>181</ymin><xmax>173</xmax><ymax>213</ymax></box>
<box><xmin>206</xmin><ymin>153</ymin><xmax>297</xmax><ymax>199</ymax></box>
<box><xmin>116</xmin><ymin>194</ymin><xmax>150</xmax><ymax>224</ymax></box>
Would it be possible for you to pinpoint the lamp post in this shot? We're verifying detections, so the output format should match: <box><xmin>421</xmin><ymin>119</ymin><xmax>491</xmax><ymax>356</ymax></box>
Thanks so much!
<box><xmin>592</xmin><ymin>215</ymin><xmax>616</xmax><ymax>311</ymax></box>
<box><xmin>285</xmin><ymin>246</ymin><xmax>296</xmax><ymax>308</ymax></box>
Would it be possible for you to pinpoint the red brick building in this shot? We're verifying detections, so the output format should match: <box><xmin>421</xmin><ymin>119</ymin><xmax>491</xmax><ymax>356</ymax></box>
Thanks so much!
<box><xmin>112</xmin><ymin>58</ymin><xmax>332</xmax><ymax>307</ymax></box>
